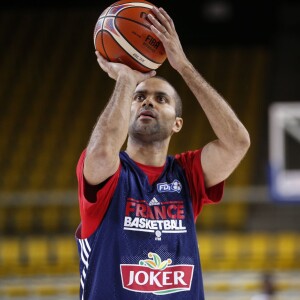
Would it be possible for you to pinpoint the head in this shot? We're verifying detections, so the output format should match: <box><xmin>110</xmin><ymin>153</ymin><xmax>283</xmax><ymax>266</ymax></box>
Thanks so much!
<box><xmin>128</xmin><ymin>76</ymin><xmax>183</xmax><ymax>144</ymax></box>
<box><xmin>155</xmin><ymin>76</ymin><xmax>182</xmax><ymax>118</ymax></box>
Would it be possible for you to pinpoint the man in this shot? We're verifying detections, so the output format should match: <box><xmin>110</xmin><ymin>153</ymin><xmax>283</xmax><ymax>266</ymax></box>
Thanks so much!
<box><xmin>76</xmin><ymin>6</ymin><xmax>250</xmax><ymax>300</ymax></box>
<box><xmin>251</xmin><ymin>273</ymin><xmax>276</xmax><ymax>300</ymax></box>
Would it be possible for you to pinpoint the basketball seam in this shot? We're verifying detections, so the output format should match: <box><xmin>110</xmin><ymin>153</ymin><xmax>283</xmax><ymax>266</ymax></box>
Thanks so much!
<box><xmin>97</xmin><ymin>4</ymin><xmax>110</xmax><ymax>61</ymax></box>
<box><xmin>97</xmin><ymin>15</ymin><xmax>151</xmax><ymax>31</ymax></box>
<box><xmin>98</xmin><ymin>29</ymin><xmax>151</xmax><ymax>71</ymax></box>
<box><xmin>114</xmin><ymin>17</ymin><xmax>161</xmax><ymax>65</ymax></box>
<box><xmin>101</xmin><ymin>31</ymin><xmax>110</xmax><ymax>62</ymax></box>
<box><xmin>115</xmin><ymin>16</ymin><xmax>151</xmax><ymax>30</ymax></box>
<box><xmin>109</xmin><ymin>2</ymin><xmax>153</xmax><ymax>9</ymax></box>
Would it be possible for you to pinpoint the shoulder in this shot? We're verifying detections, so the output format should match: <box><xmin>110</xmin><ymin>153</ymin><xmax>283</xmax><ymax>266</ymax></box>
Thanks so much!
<box><xmin>174</xmin><ymin>149</ymin><xmax>202</xmax><ymax>169</ymax></box>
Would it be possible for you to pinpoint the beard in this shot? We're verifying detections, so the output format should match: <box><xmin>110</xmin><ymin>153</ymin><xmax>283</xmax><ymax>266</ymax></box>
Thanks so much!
<box><xmin>128</xmin><ymin>118</ymin><xmax>172</xmax><ymax>144</ymax></box>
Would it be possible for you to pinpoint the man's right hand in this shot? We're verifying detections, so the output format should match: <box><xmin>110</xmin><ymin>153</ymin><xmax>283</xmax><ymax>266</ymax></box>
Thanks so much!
<box><xmin>95</xmin><ymin>51</ymin><xmax>156</xmax><ymax>84</ymax></box>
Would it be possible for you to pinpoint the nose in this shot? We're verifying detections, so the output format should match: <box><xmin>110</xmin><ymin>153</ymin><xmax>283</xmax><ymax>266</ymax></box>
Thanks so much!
<box><xmin>142</xmin><ymin>97</ymin><xmax>154</xmax><ymax>107</ymax></box>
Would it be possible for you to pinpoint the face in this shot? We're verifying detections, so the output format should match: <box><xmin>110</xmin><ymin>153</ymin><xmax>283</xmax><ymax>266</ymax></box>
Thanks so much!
<box><xmin>128</xmin><ymin>77</ymin><xmax>183</xmax><ymax>143</ymax></box>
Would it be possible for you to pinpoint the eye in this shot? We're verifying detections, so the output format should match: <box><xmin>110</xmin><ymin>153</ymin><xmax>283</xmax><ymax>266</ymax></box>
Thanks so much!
<box><xmin>134</xmin><ymin>94</ymin><xmax>145</xmax><ymax>102</ymax></box>
<box><xmin>157</xmin><ymin>96</ymin><xmax>167</xmax><ymax>103</ymax></box>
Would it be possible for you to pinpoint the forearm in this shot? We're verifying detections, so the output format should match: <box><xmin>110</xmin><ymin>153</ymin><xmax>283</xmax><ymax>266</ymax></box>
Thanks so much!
<box><xmin>178</xmin><ymin>60</ymin><xmax>250</xmax><ymax>150</ymax></box>
<box><xmin>148</xmin><ymin>6</ymin><xmax>249</xmax><ymax>187</ymax></box>
<box><xmin>84</xmin><ymin>74</ymin><xmax>136</xmax><ymax>184</ymax></box>
<box><xmin>87</xmin><ymin>75</ymin><xmax>135</xmax><ymax>156</ymax></box>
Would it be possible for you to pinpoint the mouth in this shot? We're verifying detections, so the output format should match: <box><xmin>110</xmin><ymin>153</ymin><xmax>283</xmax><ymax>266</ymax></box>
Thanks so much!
<box><xmin>138</xmin><ymin>110</ymin><xmax>156</xmax><ymax>119</ymax></box>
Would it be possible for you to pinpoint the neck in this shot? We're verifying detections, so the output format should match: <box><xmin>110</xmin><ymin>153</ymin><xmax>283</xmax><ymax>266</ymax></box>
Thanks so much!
<box><xmin>125</xmin><ymin>136</ymin><xmax>170</xmax><ymax>166</ymax></box>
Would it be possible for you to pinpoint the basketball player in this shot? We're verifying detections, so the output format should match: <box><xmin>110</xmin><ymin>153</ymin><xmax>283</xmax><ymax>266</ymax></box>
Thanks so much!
<box><xmin>76</xmin><ymin>6</ymin><xmax>250</xmax><ymax>300</ymax></box>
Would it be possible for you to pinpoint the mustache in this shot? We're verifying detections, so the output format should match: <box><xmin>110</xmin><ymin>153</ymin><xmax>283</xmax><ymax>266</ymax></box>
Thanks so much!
<box><xmin>140</xmin><ymin>105</ymin><xmax>155</xmax><ymax>112</ymax></box>
<box><xmin>138</xmin><ymin>105</ymin><xmax>156</xmax><ymax>118</ymax></box>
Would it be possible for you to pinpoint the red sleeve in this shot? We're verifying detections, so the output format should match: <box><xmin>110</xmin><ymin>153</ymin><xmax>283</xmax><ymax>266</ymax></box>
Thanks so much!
<box><xmin>175</xmin><ymin>149</ymin><xmax>224</xmax><ymax>221</ymax></box>
<box><xmin>76</xmin><ymin>150</ymin><xmax>121</xmax><ymax>239</ymax></box>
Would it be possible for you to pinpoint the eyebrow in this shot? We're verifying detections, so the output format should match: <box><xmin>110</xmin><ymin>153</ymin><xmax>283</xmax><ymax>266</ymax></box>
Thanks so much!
<box><xmin>133</xmin><ymin>90</ymin><xmax>170</xmax><ymax>97</ymax></box>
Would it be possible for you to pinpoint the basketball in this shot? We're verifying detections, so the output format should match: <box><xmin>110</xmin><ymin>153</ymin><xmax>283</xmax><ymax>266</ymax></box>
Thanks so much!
<box><xmin>93</xmin><ymin>0</ymin><xmax>167</xmax><ymax>73</ymax></box>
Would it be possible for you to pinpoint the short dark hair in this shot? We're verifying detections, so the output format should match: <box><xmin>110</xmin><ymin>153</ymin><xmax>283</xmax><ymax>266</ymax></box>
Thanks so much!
<box><xmin>154</xmin><ymin>76</ymin><xmax>182</xmax><ymax>117</ymax></box>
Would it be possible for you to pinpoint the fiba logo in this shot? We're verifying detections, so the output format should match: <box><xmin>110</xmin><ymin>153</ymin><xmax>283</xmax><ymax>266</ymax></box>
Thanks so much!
<box><xmin>157</xmin><ymin>180</ymin><xmax>182</xmax><ymax>193</ymax></box>
<box><xmin>145</xmin><ymin>35</ymin><xmax>161</xmax><ymax>50</ymax></box>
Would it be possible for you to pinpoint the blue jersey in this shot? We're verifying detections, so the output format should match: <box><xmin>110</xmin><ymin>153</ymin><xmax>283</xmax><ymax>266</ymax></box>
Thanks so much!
<box><xmin>76</xmin><ymin>152</ymin><xmax>205</xmax><ymax>299</ymax></box>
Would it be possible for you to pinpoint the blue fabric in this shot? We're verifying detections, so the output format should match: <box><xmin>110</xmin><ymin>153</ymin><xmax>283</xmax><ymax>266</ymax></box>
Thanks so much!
<box><xmin>76</xmin><ymin>151</ymin><xmax>204</xmax><ymax>300</ymax></box>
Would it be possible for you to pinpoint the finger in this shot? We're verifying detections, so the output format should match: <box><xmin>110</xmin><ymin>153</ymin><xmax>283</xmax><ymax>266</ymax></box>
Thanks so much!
<box><xmin>149</xmin><ymin>24</ymin><xmax>165</xmax><ymax>41</ymax></box>
<box><xmin>95</xmin><ymin>51</ymin><xmax>106</xmax><ymax>61</ymax></box>
<box><xmin>158</xmin><ymin>7</ymin><xmax>175</xmax><ymax>31</ymax></box>
<box><xmin>141</xmin><ymin>70</ymin><xmax>156</xmax><ymax>81</ymax></box>
<box><xmin>150</xmin><ymin>6</ymin><xmax>171</xmax><ymax>33</ymax></box>
<box><xmin>95</xmin><ymin>51</ymin><xmax>105</xmax><ymax>62</ymax></box>
<box><xmin>148</xmin><ymin>70</ymin><xmax>156</xmax><ymax>77</ymax></box>
<box><xmin>96</xmin><ymin>56</ymin><xmax>105</xmax><ymax>68</ymax></box>
<box><xmin>95</xmin><ymin>52</ymin><xmax>110</xmax><ymax>72</ymax></box>
<box><xmin>147</xmin><ymin>13</ymin><xmax>168</xmax><ymax>35</ymax></box>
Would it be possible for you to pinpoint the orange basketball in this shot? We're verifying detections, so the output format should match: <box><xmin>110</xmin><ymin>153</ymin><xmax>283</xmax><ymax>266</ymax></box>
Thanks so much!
<box><xmin>93</xmin><ymin>0</ymin><xmax>167</xmax><ymax>73</ymax></box>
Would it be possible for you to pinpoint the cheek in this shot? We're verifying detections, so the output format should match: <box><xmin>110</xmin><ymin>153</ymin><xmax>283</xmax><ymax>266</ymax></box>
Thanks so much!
<box><xmin>130</xmin><ymin>104</ymin><xmax>138</xmax><ymax>118</ymax></box>
<box><xmin>163</xmin><ymin>108</ymin><xmax>176</xmax><ymax>121</ymax></box>
<box><xmin>129</xmin><ymin>113</ymin><xmax>136</xmax><ymax>125</ymax></box>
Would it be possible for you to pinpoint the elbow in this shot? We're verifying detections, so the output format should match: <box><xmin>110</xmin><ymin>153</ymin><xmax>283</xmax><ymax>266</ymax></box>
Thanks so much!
<box><xmin>86</xmin><ymin>146</ymin><xmax>117</xmax><ymax>163</ymax></box>
<box><xmin>243</xmin><ymin>130</ymin><xmax>251</xmax><ymax>150</ymax></box>
<box><xmin>223</xmin><ymin>125</ymin><xmax>250</xmax><ymax>157</ymax></box>
<box><xmin>235</xmin><ymin>130</ymin><xmax>251</xmax><ymax>156</ymax></box>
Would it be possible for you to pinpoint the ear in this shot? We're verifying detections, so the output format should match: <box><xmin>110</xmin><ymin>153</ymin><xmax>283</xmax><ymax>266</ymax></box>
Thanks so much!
<box><xmin>172</xmin><ymin>117</ymin><xmax>183</xmax><ymax>133</ymax></box>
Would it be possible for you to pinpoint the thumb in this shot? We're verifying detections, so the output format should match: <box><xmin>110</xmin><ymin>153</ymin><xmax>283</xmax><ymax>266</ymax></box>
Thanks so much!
<box><xmin>143</xmin><ymin>70</ymin><xmax>156</xmax><ymax>79</ymax></box>
<box><xmin>150</xmin><ymin>70</ymin><xmax>157</xmax><ymax>77</ymax></box>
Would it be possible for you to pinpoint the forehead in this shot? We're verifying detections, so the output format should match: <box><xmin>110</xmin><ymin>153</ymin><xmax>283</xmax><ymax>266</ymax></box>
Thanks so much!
<box><xmin>134</xmin><ymin>78</ymin><xmax>175</xmax><ymax>97</ymax></box>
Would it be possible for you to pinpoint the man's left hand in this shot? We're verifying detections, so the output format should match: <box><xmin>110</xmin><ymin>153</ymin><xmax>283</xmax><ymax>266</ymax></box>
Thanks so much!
<box><xmin>148</xmin><ymin>7</ymin><xmax>188</xmax><ymax>73</ymax></box>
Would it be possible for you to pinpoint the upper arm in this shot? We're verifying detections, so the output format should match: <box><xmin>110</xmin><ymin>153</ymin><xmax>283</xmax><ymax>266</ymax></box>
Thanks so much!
<box><xmin>76</xmin><ymin>150</ymin><xmax>121</xmax><ymax>238</ymax></box>
<box><xmin>175</xmin><ymin>150</ymin><xmax>224</xmax><ymax>220</ymax></box>
<box><xmin>201</xmin><ymin>139</ymin><xmax>249</xmax><ymax>188</ymax></box>
<box><xmin>83</xmin><ymin>150</ymin><xmax>121</xmax><ymax>185</ymax></box>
